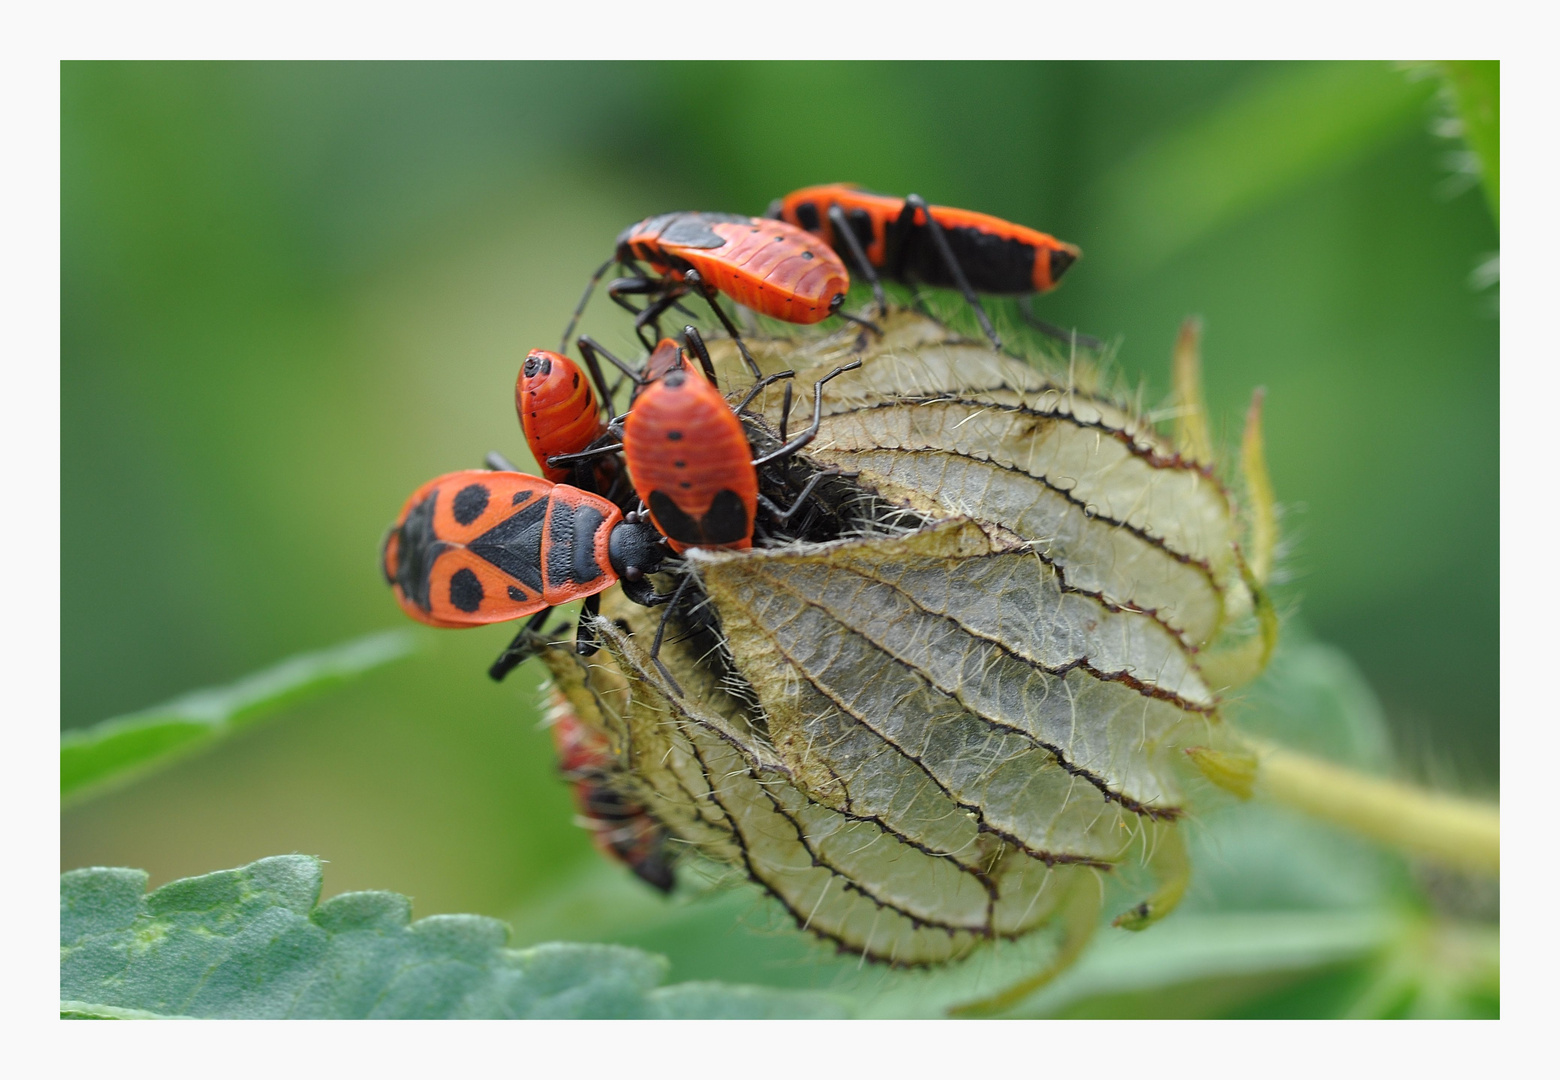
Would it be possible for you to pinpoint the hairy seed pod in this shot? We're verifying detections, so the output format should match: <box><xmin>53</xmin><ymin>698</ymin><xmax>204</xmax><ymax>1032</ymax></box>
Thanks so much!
<box><xmin>540</xmin><ymin>590</ymin><xmax>1111</xmax><ymax>966</ymax></box>
<box><xmin>537</xmin><ymin>310</ymin><xmax>1274</xmax><ymax>993</ymax></box>
<box><xmin>716</xmin><ymin>311</ymin><xmax>1274</xmax><ymax>684</ymax></box>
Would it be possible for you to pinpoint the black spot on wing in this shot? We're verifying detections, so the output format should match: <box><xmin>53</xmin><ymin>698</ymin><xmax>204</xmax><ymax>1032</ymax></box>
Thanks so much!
<box><xmin>571</xmin><ymin>504</ymin><xmax>606</xmax><ymax>584</ymax></box>
<box><xmin>394</xmin><ymin>490</ymin><xmax>447</xmax><ymax>612</ymax></box>
<box><xmin>512</xmin><ymin>489</ymin><xmax>533</xmax><ymax>505</ymax></box>
<box><xmin>700</xmin><ymin>488</ymin><xmax>751</xmax><ymax>545</ymax></box>
<box><xmin>468</xmin><ymin>495</ymin><xmax>548</xmax><ymax>592</ymax></box>
<box><xmin>648</xmin><ymin>488</ymin><xmax>750</xmax><ymax>547</ymax></box>
<box><xmin>904</xmin><ymin>223</ymin><xmax>1035</xmax><ymax>294</ymax></box>
<box><xmin>648</xmin><ymin>491</ymin><xmax>705</xmax><ymax>546</ymax></box>
<box><xmin>449</xmin><ymin>568</ymin><xmax>484</xmax><ymax>613</ymax></box>
<box><xmin>452</xmin><ymin>483</ymin><xmax>490</xmax><ymax>525</ymax></box>
<box><xmin>794</xmin><ymin>200</ymin><xmax>820</xmax><ymax>232</ymax></box>
<box><xmin>657</xmin><ymin>212</ymin><xmax>751</xmax><ymax>249</ymax></box>
<box><xmin>546</xmin><ymin>497</ymin><xmax>576</xmax><ymax>590</ymax></box>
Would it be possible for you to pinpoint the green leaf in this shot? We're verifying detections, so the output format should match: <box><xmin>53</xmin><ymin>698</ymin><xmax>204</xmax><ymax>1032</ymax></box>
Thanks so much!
<box><xmin>1438</xmin><ymin>61</ymin><xmax>1499</xmax><ymax>223</ymax></box>
<box><xmin>1225</xmin><ymin>628</ymin><xmax>1398</xmax><ymax>773</ymax></box>
<box><xmin>1093</xmin><ymin>62</ymin><xmax>1432</xmax><ymax>276</ymax></box>
<box><xmin>61</xmin><ymin>629</ymin><xmax>417</xmax><ymax>806</ymax></box>
<box><xmin>61</xmin><ymin>1001</ymin><xmax>191</xmax><ymax>1020</ymax></box>
<box><xmin>1011</xmin><ymin>909</ymin><xmax>1396</xmax><ymax>1017</ymax></box>
<box><xmin>59</xmin><ymin>855</ymin><xmax>850</xmax><ymax>1019</ymax></box>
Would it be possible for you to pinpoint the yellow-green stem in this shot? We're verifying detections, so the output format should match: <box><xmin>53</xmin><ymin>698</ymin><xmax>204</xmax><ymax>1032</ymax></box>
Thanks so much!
<box><xmin>1240</xmin><ymin>736</ymin><xmax>1498</xmax><ymax>876</ymax></box>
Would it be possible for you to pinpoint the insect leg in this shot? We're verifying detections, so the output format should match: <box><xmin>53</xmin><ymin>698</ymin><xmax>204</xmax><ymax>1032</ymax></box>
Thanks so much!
<box><xmin>758</xmin><ymin>467</ymin><xmax>844</xmax><ymax>525</ymax></box>
<box><xmin>484</xmin><ymin>451</ymin><xmax>521</xmax><ymax>472</ymax></box>
<box><xmin>606</xmin><ymin>269</ymin><xmax>680</xmax><ymax>347</ymax></box>
<box><xmin>574</xmin><ymin>593</ymin><xmax>603</xmax><ymax>656</ymax></box>
<box><xmin>579</xmin><ymin>336</ymin><xmax>646</xmax><ymax>388</ymax></box>
<box><xmin>488</xmin><ymin>607</ymin><xmax>554</xmax><ymax>682</ymax></box>
<box><xmin>1020</xmin><ymin>301</ymin><xmax>1105</xmax><ymax>352</ymax></box>
<box><xmin>619</xmin><ymin>574</ymin><xmax>675</xmax><ymax>609</ymax></box>
<box><xmin>681</xmin><ymin>326</ymin><xmax>719</xmax><ymax>384</ymax></box>
<box><xmin>567</xmin><ymin>339</ymin><xmax>619</xmax><ymax>423</ymax></box>
<box><xmin>826</xmin><ymin>203</ymin><xmax>887</xmax><ymax>316</ymax></box>
<box><xmin>833</xmin><ymin>305</ymin><xmax>883</xmax><ymax>350</ymax></box>
<box><xmin>546</xmin><ymin>438</ymin><xmax>625</xmax><ymax>471</ymax></box>
<box><xmin>647</xmin><ymin>572</ymin><xmax>695</xmax><ymax>697</ymax></box>
<box><xmin>904</xmin><ymin>193</ymin><xmax>1003</xmax><ymax>351</ymax></box>
<box><xmin>683</xmin><ymin>269</ymin><xmax>762</xmax><ymax>380</ymax></box>
<box><xmin>628</xmin><ymin>288</ymin><xmax>688</xmax><ymax>350</ymax></box>
<box><xmin>732</xmin><ymin>368</ymin><xmax>797</xmax><ymax>414</ymax></box>
<box><xmin>750</xmin><ymin>359</ymin><xmax>863</xmax><ymax>466</ymax></box>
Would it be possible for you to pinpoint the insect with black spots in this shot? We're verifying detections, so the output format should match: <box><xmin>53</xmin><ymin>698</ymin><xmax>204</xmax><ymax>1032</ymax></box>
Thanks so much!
<box><xmin>515</xmin><ymin>335</ymin><xmax>711</xmax><ymax>506</ymax></box>
<box><xmin>548</xmin><ymin>690</ymin><xmax>675</xmax><ymax>894</ymax></box>
<box><xmin>550</xmin><ymin>327</ymin><xmax>861</xmax><ymax>554</ymax></box>
<box><xmin>768</xmin><ymin>183</ymin><xmax>1088</xmax><ymax>350</ymax></box>
<box><xmin>515</xmin><ymin>348</ymin><xmax>618</xmax><ymax>491</ymax></box>
<box><xmin>546</xmin><ymin>326</ymin><xmax>863</xmax><ymax>691</ymax></box>
<box><xmin>381</xmin><ymin>469</ymin><xmax>668</xmax><ymax>681</ymax></box>
<box><xmin>560</xmin><ymin>211</ymin><xmax>856</xmax><ymax>376</ymax></box>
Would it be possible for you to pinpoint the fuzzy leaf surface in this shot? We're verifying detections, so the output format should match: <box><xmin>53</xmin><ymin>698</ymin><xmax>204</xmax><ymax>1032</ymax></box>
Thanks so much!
<box><xmin>1439</xmin><ymin>60</ymin><xmax>1499</xmax><ymax>220</ymax></box>
<box><xmin>60</xmin><ymin>855</ymin><xmax>849</xmax><ymax>1019</ymax></box>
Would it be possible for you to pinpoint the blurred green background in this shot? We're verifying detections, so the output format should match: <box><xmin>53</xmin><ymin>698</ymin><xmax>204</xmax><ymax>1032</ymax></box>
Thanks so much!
<box><xmin>62</xmin><ymin>62</ymin><xmax>1497</xmax><ymax>963</ymax></box>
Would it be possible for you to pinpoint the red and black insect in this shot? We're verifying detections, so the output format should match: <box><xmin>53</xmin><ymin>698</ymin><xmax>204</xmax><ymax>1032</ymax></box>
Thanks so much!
<box><xmin>516</xmin><ymin>337</ymin><xmax>708</xmax><ymax>503</ymax></box>
<box><xmin>625</xmin><ymin>362</ymin><xmax>866</xmax><ymax>555</ymax></box>
<box><xmin>554</xmin><ymin>328</ymin><xmax>859</xmax><ymax>554</ymax></box>
<box><xmin>546</xmin><ymin>326</ymin><xmax>862</xmax><ymax>691</ymax></box>
<box><xmin>548</xmin><ymin>691</ymin><xmax>674</xmax><ymax>893</ymax></box>
<box><xmin>515</xmin><ymin>349</ymin><xmax>611</xmax><ymax>486</ymax></box>
<box><xmin>634</xmin><ymin>335</ymin><xmax>701</xmax><ymax>396</ymax></box>
<box><xmin>560</xmin><ymin>211</ymin><xmax>853</xmax><ymax>375</ymax></box>
<box><xmin>767</xmin><ymin>183</ymin><xmax>1086</xmax><ymax>350</ymax></box>
<box><xmin>623</xmin><ymin>365</ymin><xmax>761</xmax><ymax>554</ymax></box>
<box><xmin>381</xmin><ymin>469</ymin><xmax>667</xmax><ymax>680</ymax></box>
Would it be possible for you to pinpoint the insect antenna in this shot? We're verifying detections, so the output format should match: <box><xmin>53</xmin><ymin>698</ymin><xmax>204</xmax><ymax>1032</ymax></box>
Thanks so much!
<box><xmin>560</xmin><ymin>256</ymin><xmax>618</xmax><ymax>354</ymax></box>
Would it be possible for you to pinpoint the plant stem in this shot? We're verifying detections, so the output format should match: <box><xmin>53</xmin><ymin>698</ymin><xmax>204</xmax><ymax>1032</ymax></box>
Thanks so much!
<box><xmin>1239</xmin><ymin>736</ymin><xmax>1498</xmax><ymax>876</ymax></box>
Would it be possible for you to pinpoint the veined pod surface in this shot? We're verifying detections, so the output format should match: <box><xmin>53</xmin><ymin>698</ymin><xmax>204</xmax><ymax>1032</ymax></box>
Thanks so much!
<box><xmin>690</xmin><ymin>518</ymin><xmax>1212</xmax><ymax>819</ymax></box>
<box><xmin>538</xmin><ymin>589</ymin><xmax>1112</xmax><ymax>966</ymax></box>
<box><xmin>712</xmin><ymin>312</ymin><xmax>1254</xmax><ymax>653</ymax></box>
<box><xmin>538</xmin><ymin>309</ymin><xmax>1269</xmax><ymax>981</ymax></box>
